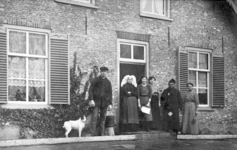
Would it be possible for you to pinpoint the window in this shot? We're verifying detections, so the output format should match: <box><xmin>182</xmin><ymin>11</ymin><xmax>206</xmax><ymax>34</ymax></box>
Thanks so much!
<box><xmin>0</xmin><ymin>25</ymin><xmax>70</xmax><ymax>108</ymax></box>
<box><xmin>55</xmin><ymin>0</ymin><xmax>97</xmax><ymax>9</ymax></box>
<box><xmin>7</xmin><ymin>29</ymin><xmax>48</xmax><ymax>103</ymax></box>
<box><xmin>140</xmin><ymin>0</ymin><xmax>171</xmax><ymax>21</ymax></box>
<box><xmin>188</xmin><ymin>51</ymin><xmax>210</xmax><ymax>106</ymax></box>
<box><xmin>119</xmin><ymin>42</ymin><xmax>146</xmax><ymax>63</ymax></box>
<box><xmin>178</xmin><ymin>47</ymin><xmax>225</xmax><ymax>109</ymax></box>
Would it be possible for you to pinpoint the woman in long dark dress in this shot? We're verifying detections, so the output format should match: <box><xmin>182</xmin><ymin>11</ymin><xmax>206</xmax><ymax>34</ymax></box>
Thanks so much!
<box><xmin>121</xmin><ymin>75</ymin><xmax>139</xmax><ymax>132</ymax></box>
<box><xmin>149</xmin><ymin>76</ymin><xmax>162</xmax><ymax>130</ymax></box>
<box><xmin>137</xmin><ymin>76</ymin><xmax>153</xmax><ymax>131</ymax></box>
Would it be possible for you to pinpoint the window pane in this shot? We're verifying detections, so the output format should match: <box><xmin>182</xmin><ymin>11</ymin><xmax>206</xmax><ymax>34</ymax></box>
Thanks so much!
<box><xmin>199</xmin><ymin>53</ymin><xmax>208</xmax><ymax>69</ymax></box>
<box><xmin>142</xmin><ymin>0</ymin><xmax>152</xmax><ymax>13</ymax></box>
<box><xmin>8</xmin><ymin>56</ymin><xmax>26</xmax><ymax>79</ymax></box>
<box><xmin>9</xmin><ymin>31</ymin><xmax>26</xmax><ymax>54</ymax></box>
<box><xmin>189</xmin><ymin>52</ymin><xmax>197</xmax><ymax>68</ymax></box>
<box><xmin>29</xmin><ymin>33</ymin><xmax>46</xmax><ymax>56</ymax></box>
<box><xmin>154</xmin><ymin>0</ymin><xmax>164</xmax><ymax>15</ymax></box>
<box><xmin>133</xmin><ymin>46</ymin><xmax>144</xmax><ymax>60</ymax></box>
<box><xmin>29</xmin><ymin>81</ymin><xmax>45</xmax><ymax>102</ymax></box>
<box><xmin>198</xmin><ymin>88</ymin><xmax>207</xmax><ymax>105</ymax></box>
<box><xmin>120</xmin><ymin>44</ymin><xmax>131</xmax><ymax>59</ymax></box>
<box><xmin>29</xmin><ymin>58</ymin><xmax>45</xmax><ymax>79</ymax></box>
<box><xmin>8</xmin><ymin>79</ymin><xmax>26</xmax><ymax>101</ymax></box>
<box><xmin>198</xmin><ymin>72</ymin><xmax>207</xmax><ymax>88</ymax></box>
<box><xmin>189</xmin><ymin>70</ymin><xmax>196</xmax><ymax>87</ymax></box>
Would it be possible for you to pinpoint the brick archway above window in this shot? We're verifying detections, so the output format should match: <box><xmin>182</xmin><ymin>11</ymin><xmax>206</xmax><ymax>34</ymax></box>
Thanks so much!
<box><xmin>116</xmin><ymin>31</ymin><xmax>150</xmax><ymax>42</ymax></box>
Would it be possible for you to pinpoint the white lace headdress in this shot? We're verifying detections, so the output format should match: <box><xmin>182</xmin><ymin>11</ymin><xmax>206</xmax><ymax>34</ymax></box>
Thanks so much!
<box><xmin>121</xmin><ymin>75</ymin><xmax>137</xmax><ymax>87</ymax></box>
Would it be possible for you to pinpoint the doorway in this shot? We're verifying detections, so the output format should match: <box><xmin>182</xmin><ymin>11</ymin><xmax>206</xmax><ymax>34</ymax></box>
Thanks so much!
<box><xmin>119</xmin><ymin>63</ymin><xmax>146</xmax><ymax>132</ymax></box>
<box><xmin>117</xmin><ymin>39</ymin><xmax>149</xmax><ymax>132</ymax></box>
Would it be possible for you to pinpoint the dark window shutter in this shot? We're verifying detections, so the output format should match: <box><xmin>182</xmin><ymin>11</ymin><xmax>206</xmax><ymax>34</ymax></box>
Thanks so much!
<box><xmin>178</xmin><ymin>46</ymin><xmax>188</xmax><ymax>97</ymax></box>
<box><xmin>50</xmin><ymin>33</ymin><xmax>70</xmax><ymax>105</ymax></box>
<box><xmin>0</xmin><ymin>27</ymin><xmax>7</xmax><ymax>103</ymax></box>
<box><xmin>212</xmin><ymin>56</ymin><xmax>225</xmax><ymax>107</ymax></box>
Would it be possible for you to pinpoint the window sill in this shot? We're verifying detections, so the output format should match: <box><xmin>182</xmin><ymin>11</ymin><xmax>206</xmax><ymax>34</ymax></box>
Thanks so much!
<box><xmin>197</xmin><ymin>107</ymin><xmax>215</xmax><ymax>112</ymax></box>
<box><xmin>140</xmin><ymin>12</ymin><xmax>173</xmax><ymax>22</ymax></box>
<box><xmin>55</xmin><ymin>0</ymin><xmax>98</xmax><ymax>9</ymax></box>
<box><xmin>0</xmin><ymin>103</ymin><xmax>54</xmax><ymax>109</ymax></box>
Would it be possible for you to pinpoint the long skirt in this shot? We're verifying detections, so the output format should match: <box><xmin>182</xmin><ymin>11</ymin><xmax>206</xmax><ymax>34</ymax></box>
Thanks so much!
<box><xmin>122</xmin><ymin>96</ymin><xmax>139</xmax><ymax>124</ymax></box>
<box><xmin>182</xmin><ymin>102</ymin><xmax>198</xmax><ymax>134</ymax></box>
<box><xmin>151</xmin><ymin>94</ymin><xmax>162</xmax><ymax>130</ymax></box>
<box><xmin>140</xmin><ymin>96</ymin><xmax>152</xmax><ymax>121</ymax></box>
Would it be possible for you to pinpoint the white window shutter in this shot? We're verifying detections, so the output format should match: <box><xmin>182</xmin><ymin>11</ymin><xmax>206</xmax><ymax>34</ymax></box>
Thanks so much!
<box><xmin>178</xmin><ymin>46</ymin><xmax>188</xmax><ymax>97</ymax></box>
<box><xmin>212</xmin><ymin>56</ymin><xmax>225</xmax><ymax>107</ymax></box>
<box><xmin>50</xmin><ymin>33</ymin><xmax>70</xmax><ymax>105</ymax></box>
<box><xmin>0</xmin><ymin>27</ymin><xmax>7</xmax><ymax>103</ymax></box>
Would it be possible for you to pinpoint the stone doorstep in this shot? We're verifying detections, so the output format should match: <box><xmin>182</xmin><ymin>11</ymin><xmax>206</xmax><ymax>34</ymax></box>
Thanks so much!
<box><xmin>177</xmin><ymin>134</ymin><xmax>237</xmax><ymax>140</ymax></box>
<box><xmin>0</xmin><ymin>132</ymin><xmax>173</xmax><ymax>148</ymax></box>
<box><xmin>0</xmin><ymin>135</ymin><xmax>137</xmax><ymax>147</ymax></box>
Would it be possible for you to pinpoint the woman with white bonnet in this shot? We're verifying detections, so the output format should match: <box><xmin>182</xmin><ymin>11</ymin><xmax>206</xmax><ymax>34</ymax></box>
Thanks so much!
<box><xmin>121</xmin><ymin>75</ymin><xmax>139</xmax><ymax>132</ymax></box>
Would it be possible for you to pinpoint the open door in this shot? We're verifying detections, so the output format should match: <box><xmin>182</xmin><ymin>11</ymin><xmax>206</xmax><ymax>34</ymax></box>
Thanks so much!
<box><xmin>119</xmin><ymin>63</ymin><xmax>146</xmax><ymax>132</ymax></box>
<box><xmin>117</xmin><ymin>39</ymin><xmax>149</xmax><ymax>132</ymax></box>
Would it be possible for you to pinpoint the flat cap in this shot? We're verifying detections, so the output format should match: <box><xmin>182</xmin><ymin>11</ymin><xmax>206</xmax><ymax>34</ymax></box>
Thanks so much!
<box><xmin>100</xmin><ymin>66</ymin><xmax>109</xmax><ymax>72</ymax></box>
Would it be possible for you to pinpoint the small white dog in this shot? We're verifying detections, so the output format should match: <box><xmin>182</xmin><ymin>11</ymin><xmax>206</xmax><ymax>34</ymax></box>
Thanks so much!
<box><xmin>63</xmin><ymin>116</ymin><xmax>86</xmax><ymax>138</ymax></box>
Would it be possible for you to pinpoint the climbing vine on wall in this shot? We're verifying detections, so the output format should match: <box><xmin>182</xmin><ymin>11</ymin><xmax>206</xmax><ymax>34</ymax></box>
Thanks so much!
<box><xmin>0</xmin><ymin>52</ymin><xmax>98</xmax><ymax>139</ymax></box>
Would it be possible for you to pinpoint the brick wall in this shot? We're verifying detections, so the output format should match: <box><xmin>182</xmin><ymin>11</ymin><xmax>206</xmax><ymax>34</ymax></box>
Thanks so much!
<box><xmin>1</xmin><ymin>0</ymin><xmax>237</xmax><ymax>129</ymax></box>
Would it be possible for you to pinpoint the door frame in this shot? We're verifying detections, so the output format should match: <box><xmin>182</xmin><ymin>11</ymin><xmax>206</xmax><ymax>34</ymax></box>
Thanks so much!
<box><xmin>116</xmin><ymin>39</ymin><xmax>149</xmax><ymax>131</ymax></box>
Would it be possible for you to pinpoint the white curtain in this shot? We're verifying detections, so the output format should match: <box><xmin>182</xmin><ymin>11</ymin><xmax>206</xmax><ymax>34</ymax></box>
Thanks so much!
<box><xmin>8</xmin><ymin>79</ymin><xmax>26</xmax><ymax>87</ymax></box>
<box><xmin>189</xmin><ymin>70</ymin><xmax>196</xmax><ymax>86</ymax></box>
<box><xmin>9</xmin><ymin>31</ymin><xmax>26</xmax><ymax>54</ymax></box>
<box><xmin>199</xmin><ymin>53</ymin><xmax>208</xmax><ymax>69</ymax></box>
<box><xmin>189</xmin><ymin>52</ymin><xmax>197</xmax><ymax>68</ymax></box>
<box><xmin>29</xmin><ymin>58</ymin><xmax>45</xmax><ymax>80</ymax></box>
<box><xmin>198</xmin><ymin>72</ymin><xmax>207</xmax><ymax>88</ymax></box>
<box><xmin>8</xmin><ymin>57</ymin><xmax>45</xmax><ymax>85</ymax></box>
<box><xmin>8</xmin><ymin>56</ymin><xmax>26</xmax><ymax>79</ymax></box>
<box><xmin>29</xmin><ymin>33</ymin><xmax>46</xmax><ymax>56</ymax></box>
<box><xmin>29</xmin><ymin>80</ymin><xmax>45</xmax><ymax>87</ymax></box>
<box><xmin>141</xmin><ymin>0</ymin><xmax>152</xmax><ymax>13</ymax></box>
<box><xmin>154</xmin><ymin>0</ymin><xmax>164</xmax><ymax>15</ymax></box>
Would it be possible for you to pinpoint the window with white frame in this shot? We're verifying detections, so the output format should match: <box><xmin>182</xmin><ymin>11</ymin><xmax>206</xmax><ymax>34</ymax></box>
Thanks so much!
<box><xmin>7</xmin><ymin>29</ymin><xmax>48</xmax><ymax>103</ymax></box>
<box><xmin>188</xmin><ymin>51</ymin><xmax>210</xmax><ymax>106</ymax></box>
<box><xmin>140</xmin><ymin>0</ymin><xmax>170</xmax><ymax>20</ymax></box>
<box><xmin>119</xmin><ymin>42</ymin><xmax>146</xmax><ymax>63</ymax></box>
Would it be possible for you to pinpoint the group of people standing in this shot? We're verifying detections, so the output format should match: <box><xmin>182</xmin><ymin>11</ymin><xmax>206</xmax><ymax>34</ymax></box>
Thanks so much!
<box><xmin>88</xmin><ymin>66</ymin><xmax>199</xmax><ymax>136</ymax></box>
<box><xmin>120</xmin><ymin>75</ymin><xmax>160</xmax><ymax>132</ymax></box>
<box><xmin>120</xmin><ymin>75</ymin><xmax>200</xmax><ymax>135</ymax></box>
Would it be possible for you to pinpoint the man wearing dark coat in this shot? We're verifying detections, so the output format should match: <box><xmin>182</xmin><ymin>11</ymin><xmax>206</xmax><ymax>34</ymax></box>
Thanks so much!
<box><xmin>161</xmin><ymin>79</ymin><xmax>182</xmax><ymax>134</ymax></box>
<box><xmin>88</xmin><ymin>66</ymin><xmax>112</xmax><ymax>136</ymax></box>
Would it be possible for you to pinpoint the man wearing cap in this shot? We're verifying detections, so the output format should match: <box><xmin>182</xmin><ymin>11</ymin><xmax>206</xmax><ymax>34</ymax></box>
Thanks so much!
<box><xmin>88</xmin><ymin>66</ymin><xmax>112</xmax><ymax>136</ymax></box>
<box><xmin>161</xmin><ymin>79</ymin><xmax>182</xmax><ymax>134</ymax></box>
